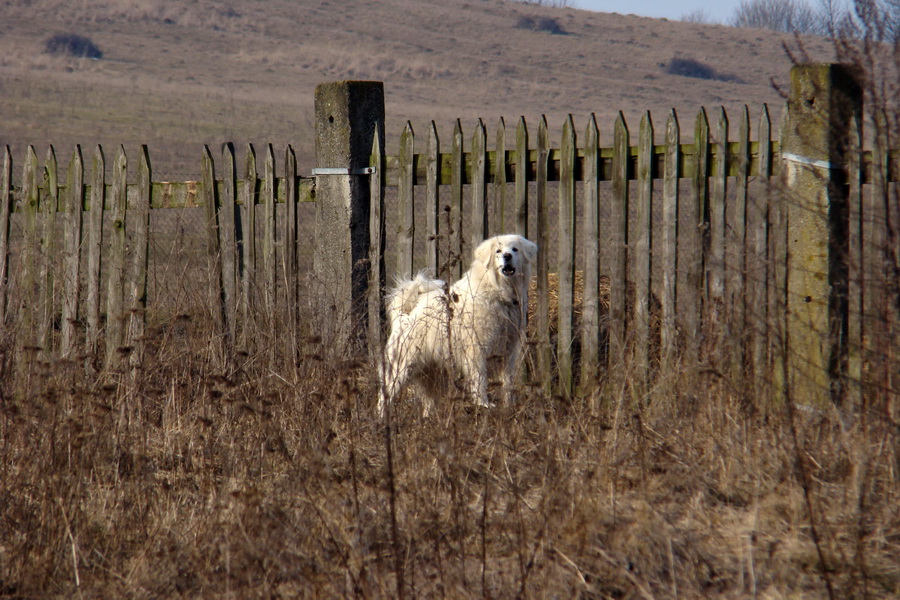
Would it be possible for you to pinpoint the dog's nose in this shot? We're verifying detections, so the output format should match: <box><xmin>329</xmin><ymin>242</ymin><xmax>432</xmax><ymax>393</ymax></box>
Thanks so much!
<box><xmin>503</xmin><ymin>252</ymin><xmax>512</xmax><ymax>261</ymax></box>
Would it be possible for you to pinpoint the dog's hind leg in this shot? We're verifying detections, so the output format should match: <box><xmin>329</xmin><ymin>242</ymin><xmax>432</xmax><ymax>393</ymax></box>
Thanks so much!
<box><xmin>378</xmin><ymin>336</ymin><xmax>418</xmax><ymax>417</ymax></box>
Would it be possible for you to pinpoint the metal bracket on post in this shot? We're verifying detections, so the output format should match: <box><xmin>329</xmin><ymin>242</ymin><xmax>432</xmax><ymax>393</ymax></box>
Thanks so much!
<box><xmin>311</xmin><ymin>167</ymin><xmax>376</xmax><ymax>176</ymax></box>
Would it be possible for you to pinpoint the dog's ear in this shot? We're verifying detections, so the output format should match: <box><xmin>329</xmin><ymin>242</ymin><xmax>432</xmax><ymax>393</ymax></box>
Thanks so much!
<box><xmin>473</xmin><ymin>238</ymin><xmax>495</xmax><ymax>268</ymax></box>
<box><xmin>518</xmin><ymin>237</ymin><xmax>538</xmax><ymax>263</ymax></box>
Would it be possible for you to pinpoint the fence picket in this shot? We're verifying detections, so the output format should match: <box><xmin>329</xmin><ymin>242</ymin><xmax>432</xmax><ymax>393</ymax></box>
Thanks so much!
<box><xmin>398</xmin><ymin>122</ymin><xmax>414</xmax><ymax>278</ymax></box>
<box><xmin>633</xmin><ymin>113</ymin><xmax>653</xmax><ymax>379</ymax></box>
<box><xmin>494</xmin><ymin>117</ymin><xmax>507</xmax><ymax>235</ymax></box>
<box><xmin>125</xmin><ymin>146</ymin><xmax>151</xmax><ymax>369</ymax></box>
<box><xmin>661</xmin><ymin>110</ymin><xmax>679</xmax><ymax>367</ymax></box>
<box><xmin>105</xmin><ymin>146</ymin><xmax>128</xmax><ymax>369</ymax></box>
<box><xmin>733</xmin><ymin>107</ymin><xmax>752</xmax><ymax>385</ymax></box>
<box><xmin>515</xmin><ymin>117</ymin><xmax>528</xmax><ymax>237</ymax></box>
<box><xmin>425</xmin><ymin>122</ymin><xmax>439</xmax><ymax>275</ymax></box>
<box><xmin>220</xmin><ymin>143</ymin><xmax>238</xmax><ymax>347</ymax></box>
<box><xmin>581</xmin><ymin>115</ymin><xmax>600</xmax><ymax>398</ymax></box>
<box><xmin>242</xmin><ymin>144</ymin><xmax>257</xmax><ymax>327</ymax></box>
<box><xmin>39</xmin><ymin>147</ymin><xmax>59</xmax><ymax>356</ymax></box>
<box><xmin>535</xmin><ymin>116</ymin><xmax>551</xmax><ymax>386</ymax></box>
<box><xmin>202</xmin><ymin>145</ymin><xmax>226</xmax><ymax>363</ymax></box>
<box><xmin>472</xmin><ymin>119</ymin><xmax>487</xmax><ymax>244</ymax></box>
<box><xmin>21</xmin><ymin>147</ymin><xmax>38</xmax><ymax>352</ymax></box>
<box><xmin>847</xmin><ymin>112</ymin><xmax>863</xmax><ymax>404</ymax></box>
<box><xmin>557</xmin><ymin>115</ymin><xmax>576</xmax><ymax>397</ymax></box>
<box><xmin>609</xmin><ymin>113</ymin><xmax>629</xmax><ymax>376</ymax></box>
<box><xmin>866</xmin><ymin>111</ymin><xmax>890</xmax><ymax>398</ymax></box>
<box><xmin>755</xmin><ymin>105</ymin><xmax>773</xmax><ymax>389</ymax></box>
<box><xmin>450</xmin><ymin>120</ymin><xmax>464</xmax><ymax>278</ymax></box>
<box><xmin>709</xmin><ymin>108</ymin><xmax>727</xmax><ymax>312</ymax></box>
<box><xmin>86</xmin><ymin>146</ymin><xmax>105</xmax><ymax>359</ymax></box>
<box><xmin>0</xmin><ymin>147</ymin><xmax>11</xmax><ymax>325</ymax></box>
<box><xmin>61</xmin><ymin>147</ymin><xmax>84</xmax><ymax>358</ymax></box>
<box><xmin>284</xmin><ymin>146</ymin><xmax>298</xmax><ymax>364</ymax></box>
<box><xmin>369</xmin><ymin>129</ymin><xmax>386</xmax><ymax>364</ymax></box>
<box><xmin>679</xmin><ymin>108</ymin><xmax>708</xmax><ymax>358</ymax></box>
<box><xmin>263</xmin><ymin>145</ymin><xmax>277</xmax><ymax>364</ymax></box>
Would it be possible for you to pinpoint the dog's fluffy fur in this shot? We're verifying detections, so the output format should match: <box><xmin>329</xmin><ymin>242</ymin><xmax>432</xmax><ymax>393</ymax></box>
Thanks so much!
<box><xmin>378</xmin><ymin>234</ymin><xmax>538</xmax><ymax>416</ymax></box>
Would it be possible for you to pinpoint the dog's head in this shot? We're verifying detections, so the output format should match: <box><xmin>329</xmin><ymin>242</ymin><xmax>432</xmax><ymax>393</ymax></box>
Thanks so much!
<box><xmin>473</xmin><ymin>234</ymin><xmax>538</xmax><ymax>279</ymax></box>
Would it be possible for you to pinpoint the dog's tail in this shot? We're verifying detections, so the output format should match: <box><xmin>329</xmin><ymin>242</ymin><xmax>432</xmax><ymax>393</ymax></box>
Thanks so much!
<box><xmin>385</xmin><ymin>272</ymin><xmax>445</xmax><ymax>327</ymax></box>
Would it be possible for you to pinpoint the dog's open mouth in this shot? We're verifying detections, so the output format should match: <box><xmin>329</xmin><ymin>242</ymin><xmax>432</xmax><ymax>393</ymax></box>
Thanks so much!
<box><xmin>501</xmin><ymin>264</ymin><xmax>516</xmax><ymax>276</ymax></box>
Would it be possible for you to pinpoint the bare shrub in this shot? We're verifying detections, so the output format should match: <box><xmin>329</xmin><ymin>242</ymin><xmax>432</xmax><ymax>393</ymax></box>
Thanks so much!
<box><xmin>44</xmin><ymin>33</ymin><xmax>103</xmax><ymax>59</ymax></box>
<box><xmin>512</xmin><ymin>0</ymin><xmax>577</xmax><ymax>7</ymax></box>
<box><xmin>681</xmin><ymin>8</ymin><xmax>718</xmax><ymax>23</ymax></box>
<box><xmin>664</xmin><ymin>57</ymin><xmax>744</xmax><ymax>82</ymax></box>
<box><xmin>515</xmin><ymin>15</ymin><xmax>569</xmax><ymax>34</ymax></box>
<box><xmin>730</xmin><ymin>0</ymin><xmax>825</xmax><ymax>33</ymax></box>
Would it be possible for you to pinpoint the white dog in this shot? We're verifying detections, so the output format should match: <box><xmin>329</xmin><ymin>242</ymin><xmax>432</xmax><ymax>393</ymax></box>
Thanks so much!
<box><xmin>378</xmin><ymin>234</ymin><xmax>538</xmax><ymax>416</ymax></box>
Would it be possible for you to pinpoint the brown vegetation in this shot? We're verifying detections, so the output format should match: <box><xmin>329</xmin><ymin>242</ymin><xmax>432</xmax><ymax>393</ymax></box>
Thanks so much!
<box><xmin>1</xmin><ymin>283</ymin><xmax>899</xmax><ymax>597</ymax></box>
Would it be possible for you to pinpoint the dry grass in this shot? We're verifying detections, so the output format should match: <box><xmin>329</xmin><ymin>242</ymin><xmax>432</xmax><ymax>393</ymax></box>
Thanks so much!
<box><xmin>1</xmin><ymin>289</ymin><xmax>898</xmax><ymax>599</ymax></box>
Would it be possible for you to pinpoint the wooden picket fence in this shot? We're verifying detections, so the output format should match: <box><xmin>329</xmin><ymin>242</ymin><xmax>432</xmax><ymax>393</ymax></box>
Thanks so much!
<box><xmin>370</xmin><ymin>92</ymin><xmax>896</xmax><ymax>402</ymax></box>
<box><xmin>0</xmin><ymin>143</ymin><xmax>314</xmax><ymax>372</ymax></box>
<box><xmin>369</xmin><ymin>105</ymin><xmax>782</xmax><ymax>397</ymax></box>
<box><xmin>1</xmin><ymin>65</ymin><xmax>897</xmax><ymax>404</ymax></box>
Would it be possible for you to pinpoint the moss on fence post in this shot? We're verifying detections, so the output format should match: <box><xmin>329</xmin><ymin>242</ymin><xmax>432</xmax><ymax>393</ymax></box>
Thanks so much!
<box><xmin>780</xmin><ymin>63</ymin><xmax>861</xmax><ymax>405</ymax></box>
<box><xmin>313</xmin><ymin>81</ymin><xmax>385</xmax><ymax>351</ymax></box>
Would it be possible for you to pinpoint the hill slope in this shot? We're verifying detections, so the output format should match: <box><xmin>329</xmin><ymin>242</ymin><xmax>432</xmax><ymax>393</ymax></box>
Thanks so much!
<box><xmin>0</xmin><ymin>0</ymin><xmax>833</xmax><ymax>177</ymax></box>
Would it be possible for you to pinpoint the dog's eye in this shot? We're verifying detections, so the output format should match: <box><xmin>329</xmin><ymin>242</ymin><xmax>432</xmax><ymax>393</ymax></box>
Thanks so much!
<box><xmin>495</xmin><ymin>249</ymin><xmax>501</xmax><ymax>253</ymax></box>
<box><xmin>512</xmin><ymin>247</ymin><xmax>518</xmax><ymax>252</ymax></box>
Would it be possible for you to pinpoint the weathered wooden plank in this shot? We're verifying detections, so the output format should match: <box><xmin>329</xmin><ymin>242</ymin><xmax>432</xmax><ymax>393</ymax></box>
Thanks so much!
<box><xmin>557</xmin><ymin>115</ymin><xmax>576</xmax><ymax>397</ymax></box>
<box><xmin>20</xmin><ymin>147</ymin><xmax>39</xmax><ymax>352</ymax></box>
<box><xmin>127</xmin><ymin>146</ymin><xmax>151</xmax><ymax>368</ymax></box>
<box><xmin>284</xmin><ymin>145</ymin><xmax>298</xmax><ymax>364</ymax></box>
<box><xmin>755</xmin><ymin>105</ymin><xmax>773</xmax><ymax>389</ymax></box>
<box><xmin>202</xmin><ymin>145</ymin><xmax>226</xmax><ymax>363</ymax></box>
<box><xmin>732</xmin><ymin>107</ymin><xmax>750</xmax><ymax>331</ymax></box>
<box><xmin>61</xmin><ymin>147</ymin><xmax>84</xmax><ymax>358</ymax></box>
<box><xmin>679</xmin><ymin>108</ymin><xmax>708</xmax><ymax>355</ymax></box>
<box><xmin>846</xmin><ymin>112</ymin><xmax>863</xmax><ymax>405</ymax></box>
<box><xmin>471</xmin><ymin>119</ymin><xmax>488</xmax><ymax>244</ymax></box>
<box><xmin>450</xmin><ymin>120</ymin><xmax>464</xmax><ymax>278</ymax></box>
<box><xmin>770</xmin><ymin>103</ymin><xmax>789</xmax><ymax>396</ymax></box>
<box><xmin>398</xmin><ymin>121</ymin><xmax>415</xmax><ymax>278</ymax></box>
<box><xmin>425</xmin><ymin>122</ymin><xmax>440</xmax><ymax>275</ymax></box>
<box><xmin>660</xmin><ymin>110</ymin><xmax>680</xmax><ymax>367</ymax></box>
<box><xmin>609</xmin><ymin>113</ymin><xmax>629</xmax><ymax>373</ymax></box>
<box><xmin>581</xmin><ymin>115</ymin><xmax>600</xmax><ymax>398</ymax></box>
<box><xmin>0</xmin><ymin>147</ymin><xmax>12</xmax><ymax>325</ymax></box>
<box><xmin>535</xmin><ymin>116</ymin><xmax>552</xmax><ymax>387</ymax></box>
<box><xmin>369</xmin><ymin>128</ymin><xmax>386</xmax><ymax>364</ymax></box>
<box><xmin>220</xmin><ymin>143</ymin><xmax>238</xmax><ymax>347</ymax></box>
<box><xmin>104</xmin><ymin>146</ymin><xmax>127</xmax><ymax>370</ymax></box>
<box><xmin>709</xmin><ymin>108</ymin><xmax>727</xmax><ymax>330</ymax></box>
<box><xmin>734</xmin><ymin>107</ymin><xmax>753</xmax><ymax>386</ymax></box>
<box><xmin>38</xmin><ymin>147</ymin><xmax>59</xmax><ymax>355</ymax></box>
<box><xmin>263</xmin><ymin>144</ymin><xmax>277</xmax><ymax>365</ymax></box>
<box><xmin>633</xmin><ymin>113</ymin><xmax>653</xmax><ymax>378</ymax></box>
<box><xmin>515</xmin><ymin>117</ymin><xmax>528</xmax><ymax>237</ymax></box>
<box><xmin>494</xmin><ymin>117</ymin><xmax>507</xmax><ymax>235</ymax></box>
<box><xmin>85</xmin><ymin>146</ymin><xmax>105</xmax><ymax>358</ymax></box>
<box><xmin>865</xmin><ymin>110</ymin><xmax>890</xmax><ymax>399</ymax></box>
<box><xmin>241</xmin><ymin>144</ymin><xmax>257</xmax><ymax>328</ymax></box>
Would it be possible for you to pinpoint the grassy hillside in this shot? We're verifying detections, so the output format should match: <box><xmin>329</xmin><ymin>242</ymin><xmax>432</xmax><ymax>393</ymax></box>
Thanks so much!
<box><xmin>0</xmin><ymin>0</ymin><xmax>833</xmax><ymax>178</ymax></box>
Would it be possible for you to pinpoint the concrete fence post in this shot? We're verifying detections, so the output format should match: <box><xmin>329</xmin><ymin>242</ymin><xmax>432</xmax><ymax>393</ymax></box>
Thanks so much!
<box><xmin>313</xmin><ymin>81</ymin><xmax>385</xmax><ymax>350</ymax></box>
<box><xmin>780</xmin><ymin>63</ymin><xmax>862</xmax><ymax>404</ymax></box>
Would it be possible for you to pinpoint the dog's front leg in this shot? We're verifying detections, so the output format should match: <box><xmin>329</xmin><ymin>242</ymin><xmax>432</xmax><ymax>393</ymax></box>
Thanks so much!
<box><xmin>501</xmin><ymin>343</ymin><xmax>522</xmax><ymax>406</ymax></box>
<box><xmin>460</xmin><ymin>353</ymin><xmax>490</xmax><ymax>408</ymax></box>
